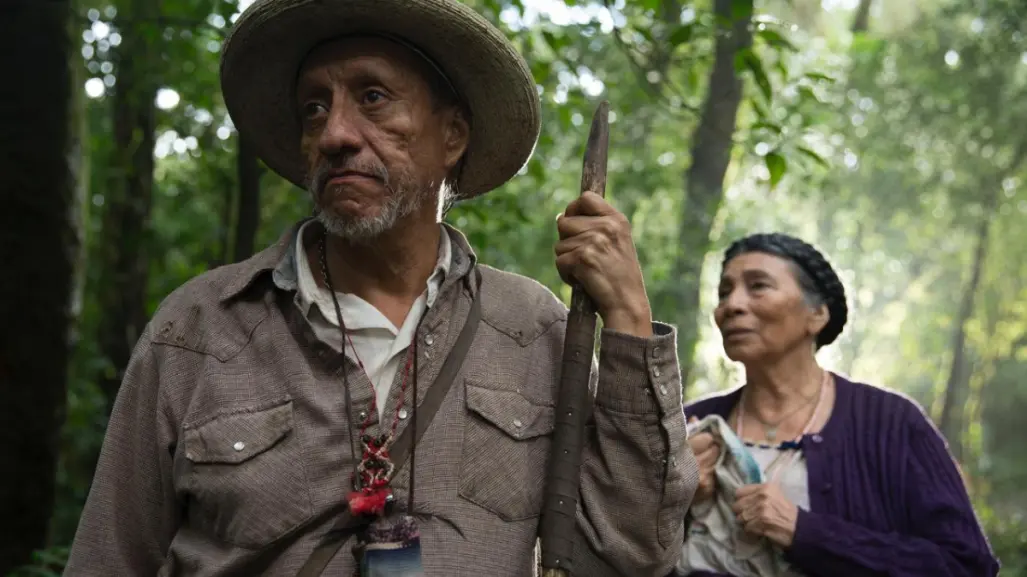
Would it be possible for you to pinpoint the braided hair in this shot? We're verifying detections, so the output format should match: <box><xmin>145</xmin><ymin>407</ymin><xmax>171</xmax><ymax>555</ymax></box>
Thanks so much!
<box><xmin>721</xmin><ymin>233</ymin><xmax>848</xmax><ymax>348</ymax></box>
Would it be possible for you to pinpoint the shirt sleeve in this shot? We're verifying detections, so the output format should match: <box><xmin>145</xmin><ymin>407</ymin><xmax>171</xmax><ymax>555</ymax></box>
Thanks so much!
<box><xmin>573</xmin><ymin>321</ymin><xmax>700</xmax><ymax>577</ymax></box>
<box><xmin>64</xmin><ymin>325</ymin><xmax>180</xmax><ymax>575</ymax></box>
<box><xmin>784</xmin><ymin>411</ymin><xmax>1000</xmax><ymax>577</ymax></box>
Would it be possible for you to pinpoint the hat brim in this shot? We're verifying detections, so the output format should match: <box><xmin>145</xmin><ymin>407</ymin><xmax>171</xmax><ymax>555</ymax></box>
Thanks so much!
<box><xmin>220</xmin><ymin>0</ymin><xmax>542</xmax><ymax>198</ymax></box>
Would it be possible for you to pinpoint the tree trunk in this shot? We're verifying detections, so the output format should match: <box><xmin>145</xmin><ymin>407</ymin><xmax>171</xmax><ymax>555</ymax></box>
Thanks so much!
<box><xmin>851</xmin><ymin>0</ymin><xmax>874</xmax><ymax>33</ymax></box>
<box><xmin>232</xmin><ymin>134</ymin><xmax>262</xmax><ymax>262</ymax></box>
<box><xmin>92</xmin><ymin>0</ymin><xmax>159</xmax><ymax>414</ymax></box>
<box><xmin>938</xmin><ymin>208</ymin><xmax>992</xmax><ymax>461</ymax></box>
<box><xmin>0</xmin><ymin>1</ymin><xmax>76</xmax><ymax>572</ymax></box>
<box><xmin>668</xmin><ymin>0</ymin><xmax>753</xmax><ymax>391</ymax></box>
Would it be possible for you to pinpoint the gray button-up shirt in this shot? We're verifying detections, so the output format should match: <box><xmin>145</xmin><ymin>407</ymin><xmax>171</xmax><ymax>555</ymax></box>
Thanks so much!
<box><xmin>65</xmin><ymin>220</ymin><xmax>699</xmax><ymax>577</ymax></box>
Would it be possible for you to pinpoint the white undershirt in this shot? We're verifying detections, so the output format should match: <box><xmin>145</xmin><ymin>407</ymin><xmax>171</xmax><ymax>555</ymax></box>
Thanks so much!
<box><xmin>294</xmin><ymin>221</ymin><xmax>451</xmax><ymax>420</ymax></box>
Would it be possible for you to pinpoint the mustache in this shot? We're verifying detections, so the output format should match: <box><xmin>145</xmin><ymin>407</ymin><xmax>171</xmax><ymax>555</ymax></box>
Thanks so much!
<box><xmin>309</xmin><ymin>158</ymin><xmax>390</xmax><ymax>195</ymax></box>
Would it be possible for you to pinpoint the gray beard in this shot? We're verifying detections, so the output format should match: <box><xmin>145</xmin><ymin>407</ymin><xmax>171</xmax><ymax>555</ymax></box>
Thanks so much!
<box><xmin>307</xmin><ymin>163</ymin><xmax>429</xmax><ymax>244</ymax></box>
<box><xmin>314</xmin><ymin>186</ymin><xmax>423</xmax><ymax>244</ymax></box>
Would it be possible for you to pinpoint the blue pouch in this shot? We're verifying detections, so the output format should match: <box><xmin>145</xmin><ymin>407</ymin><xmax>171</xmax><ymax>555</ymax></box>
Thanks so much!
<box><xmin>356</xmin><ymin>515</ymin><xmax>425</xmax><ymax>577</ymax></box>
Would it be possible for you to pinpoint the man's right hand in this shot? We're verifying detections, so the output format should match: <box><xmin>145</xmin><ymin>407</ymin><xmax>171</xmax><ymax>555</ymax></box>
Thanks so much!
<box><xmin>687</xmin><ymin>417</ymin><xmax>720</xmax><ymax>502</ymax></box>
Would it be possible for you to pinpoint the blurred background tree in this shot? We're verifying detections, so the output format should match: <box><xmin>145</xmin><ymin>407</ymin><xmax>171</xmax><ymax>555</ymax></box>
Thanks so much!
<box><xmin>3</xmin><ymin>0</ymin><xmax>1026</xmax><ymax>574</ymax></box>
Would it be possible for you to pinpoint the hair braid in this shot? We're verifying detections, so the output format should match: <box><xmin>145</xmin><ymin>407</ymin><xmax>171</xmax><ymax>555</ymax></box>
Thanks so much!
<box><xmin>722</xmin><ymin>232</ymin><xmax>848</xmax><ymax>348</ymax></box>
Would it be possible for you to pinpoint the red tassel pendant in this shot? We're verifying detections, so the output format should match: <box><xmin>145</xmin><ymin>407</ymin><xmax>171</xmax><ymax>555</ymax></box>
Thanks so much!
<box><xmin>348</xmin><ymin>486</ymin><xmax>393</xmax><ymax>517</ymax></box>
<box><xmin>350</xmin><ymin>434</ymin><xmax>397</xmax><ymax>517</ymax></box>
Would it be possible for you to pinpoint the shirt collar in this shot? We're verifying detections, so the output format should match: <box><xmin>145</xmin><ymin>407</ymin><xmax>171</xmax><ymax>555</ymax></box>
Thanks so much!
<box><xmin>290</xmin><ymin>220</ymin><xmax>453</xmax><ymax>326</ymax></box>
<box><xmin>219</xmin><ymin>217</ymin><xmax>476</xmax><ymax>304</ymax></box>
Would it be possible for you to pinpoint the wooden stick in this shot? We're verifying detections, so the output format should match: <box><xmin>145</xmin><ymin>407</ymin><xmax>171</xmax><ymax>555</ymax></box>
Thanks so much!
<box><xmin>538</xmin><ymin>100</ymin><xmax>610</xmax><ymax>577</ymax></box>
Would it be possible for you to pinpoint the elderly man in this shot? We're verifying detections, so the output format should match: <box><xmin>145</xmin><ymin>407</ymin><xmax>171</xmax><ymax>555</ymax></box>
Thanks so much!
<box><xmin>65</xmin><ymin>0</ymin><xmax>698</xmax><ymax>575</ymax></box>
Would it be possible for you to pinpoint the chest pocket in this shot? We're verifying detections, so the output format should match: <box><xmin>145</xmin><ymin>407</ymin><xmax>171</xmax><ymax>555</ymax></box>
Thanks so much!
<box><xmin>459</xmin><ymin>381</ymin><xmax>555</xmax><ymax>521</ymax></box>
<box><xmin>179</xmin><ymin>398</ymin><xmax>313</xmax><ymax>549</ymax></box>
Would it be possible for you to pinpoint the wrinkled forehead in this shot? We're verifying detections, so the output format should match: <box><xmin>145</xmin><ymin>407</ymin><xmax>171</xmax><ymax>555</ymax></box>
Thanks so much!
<box><xmin>721</xmin><ymin>250</ymin><xmax>795</xmax><ymax>280</ymax></box>
<box><xmin>299</xmin><ymin>35</ymin><xmax>421</xmax><ymax>80</ymax></box>
<box><xmin>296</xmin><ymin>34</ymin><xmax>458</xmax><ymax>100</ymax></box>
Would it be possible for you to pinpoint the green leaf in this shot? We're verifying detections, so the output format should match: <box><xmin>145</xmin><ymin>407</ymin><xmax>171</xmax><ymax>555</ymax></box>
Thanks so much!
<box><xmin>739</xmin><ymin>49</ymin><xmax>773</xmax><ymax>102</ymax></box>
<box><xmin>796</xmin><ymin>145</ymin><xmax>830</xmax><ymax>168</ymax></box>
<box><xmin>669</xmin><ymin>23</ymin><xmax>695</xmax><ymax>46</ymax></box>
<box><xmin>541</xmin><ymin>30</ymin><xmax>563</xmax><ymax>51</ymax></box>
<box><xmin>752</xmin><ymin>120</ymin><xmax>783</xmax><ymax>134</ymax></box>
<box><xmin>803</xmin><ymin>72</ymin><xmax>837</xmax><ymax>83</ymax></box>
<box><xmin>798</xmin><ymin>85</ymin><xmax>822</xmax><ymax>104</ymax></box>
<box><xmin>756</xmin><ymin>28</ymin><xmax>797</xmax><ymax>52</ymax></box>
<box><xmin>686</xmin><ymin>65</ymin><xmax>701</xmax><ymax>93</ymax></box>
<box><xmin>749</xmin><ymin>96</ymin><xmax>770</xmax><ymax>119</ymax></box>
<box><xmin>849</xmin><ymin>35</ymin><xmax>884</xmax><ymax>55</ymax></box>
<box><xmin>765</xmin><ymin>151</ymin><xmax>787</xmax><ymax>188</ymax></box>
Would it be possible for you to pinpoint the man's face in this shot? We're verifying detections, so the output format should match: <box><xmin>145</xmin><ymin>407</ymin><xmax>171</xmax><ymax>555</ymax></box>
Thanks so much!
<box><xmin>295</xmin><ymin>36</ymin><xmax>469</xmax><ymax>242</ymax></box>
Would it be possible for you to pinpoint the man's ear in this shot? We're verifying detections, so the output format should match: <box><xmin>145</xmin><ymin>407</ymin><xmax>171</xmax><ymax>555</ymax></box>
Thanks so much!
<box><xmin>442</xmin><ymin>109</ymin><xmax>470</xmax><ymax>171</ymax></box>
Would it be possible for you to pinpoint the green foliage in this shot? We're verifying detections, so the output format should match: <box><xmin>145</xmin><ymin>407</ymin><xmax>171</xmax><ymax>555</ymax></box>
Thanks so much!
<box><xmin>7</xmin><ymin>546</ymin><xmax>69</xmax><ymax>577</ymax></box>
<box><xmin>978</xmin><ymin>507</ymin><xmax>1027</xmax><ymax>576</ymax></box>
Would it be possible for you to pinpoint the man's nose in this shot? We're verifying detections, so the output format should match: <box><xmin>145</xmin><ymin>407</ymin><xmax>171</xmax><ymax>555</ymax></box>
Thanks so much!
<box><xmin>317</xmin><ymin>100</ymin><xmax>364</xmax><ymax>158</ymax></box>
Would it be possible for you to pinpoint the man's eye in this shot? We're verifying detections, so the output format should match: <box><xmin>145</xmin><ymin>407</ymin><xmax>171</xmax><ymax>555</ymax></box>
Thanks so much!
<box><xmin>363</xmin><ymin>90</ymin><xmax>386</xmax><ymax>105</ymax></box>
<box><xmin>302</xmin><ymin>102</ymin><xmax>327</xmax><ymax>119</ymax></box>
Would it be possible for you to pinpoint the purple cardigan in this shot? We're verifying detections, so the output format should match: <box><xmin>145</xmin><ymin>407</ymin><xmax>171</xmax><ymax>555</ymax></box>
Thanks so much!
<box><xmin>679</xmin><ymin>373</ymin><xmax>999</xmax><ymax>577</ymax></box>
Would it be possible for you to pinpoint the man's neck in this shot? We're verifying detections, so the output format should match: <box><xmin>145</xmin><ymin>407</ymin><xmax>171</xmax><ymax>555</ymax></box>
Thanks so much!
<box><xmin>314</xmin><ymin>216</ymin><xmax>443</xmax><ymax>328</ymax></box>
<box><xmin>743</xmin><ymin>346</ymin><xmax>823</xmax><ymax>414</ymax></box>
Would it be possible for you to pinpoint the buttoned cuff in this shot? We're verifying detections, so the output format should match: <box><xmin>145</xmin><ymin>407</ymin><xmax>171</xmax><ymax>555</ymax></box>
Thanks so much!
<box><xmin>595</xmin><ymin>321</ymin><xmax>682</xmax><ymax>415</ymax></box>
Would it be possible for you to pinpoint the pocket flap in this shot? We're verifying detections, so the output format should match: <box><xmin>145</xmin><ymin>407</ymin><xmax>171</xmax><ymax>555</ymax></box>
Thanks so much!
<box><xmin>466</xmin><ymin>383</ymin><xmax>554</xmax><ymax>440</ymax></box>
<box><xmin>183</xmin><ymin>400</ymin><xmax>295</xmax><ymax>464</ymax></box>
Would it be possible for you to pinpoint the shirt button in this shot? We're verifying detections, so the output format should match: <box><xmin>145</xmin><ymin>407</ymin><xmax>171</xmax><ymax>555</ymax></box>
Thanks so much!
<box><xmin>660</xmin><ymin>385</ymin><xmax>668</xmax><ymax>396</ymax></box>
<box><xmin>823</xmin><ymin>482</ymin><xmax>833</xmax><ymax>492</ymax></box>
<box><xmin>812</xmin><ymin>434</ymin><xmax>823</xmax><ymax>443</ymax></box>
<box><xmin>233</xmin><ymin>441</ymin><xmax>245</xmax><ymax>451</ymax></box>
<box><xmin>653</xmin><ymin>367</ymin><xmax>662</xmax><ymax>378</ymax></box>
<box><xmin>652</xmin><ymin>346</ymin><xmax>661</xmax><ymax>358</ymax></box>
<box><xmin>425</xmin><ymin>334</ymin><xmax>435</xmax><ymax>346</ymax></box>
<box><xmin>513</xmin><ymin>419</ymin><xmax>523</xmax><ymax>428</ymax></box>
<box><xmin>358</xmin><ymin>410</ymin><xmax>369</xmax><ymax>421</ymax></box>
<box><xmin>398</xmin><ymin>408</ymin><xmax>409</xmax><ymax>420</ymax></box>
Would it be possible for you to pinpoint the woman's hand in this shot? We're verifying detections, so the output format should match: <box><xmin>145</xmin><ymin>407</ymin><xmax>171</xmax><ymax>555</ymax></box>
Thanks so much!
<box><xmin>732</xmin><ymin>483</ymin><xmax>799</xmax><ymax>548</ymax></box>
<box><xmin>687</xmin><ymin>417</ymin><xmax>720</xmax><ymax>502</ymax></box>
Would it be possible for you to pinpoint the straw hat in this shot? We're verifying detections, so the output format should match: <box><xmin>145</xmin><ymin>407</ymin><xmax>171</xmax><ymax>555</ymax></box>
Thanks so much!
<box><xmin>220</xmin><ymin>0</ymin><xmax>542</xmax><ymax>198</ymax></box>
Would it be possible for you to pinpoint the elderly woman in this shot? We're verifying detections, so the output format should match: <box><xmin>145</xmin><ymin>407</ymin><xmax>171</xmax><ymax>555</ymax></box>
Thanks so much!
<box><xmin>676</xmin><ymin>233</ymin><xmax>999</xmax><ymax>577</ymax></box>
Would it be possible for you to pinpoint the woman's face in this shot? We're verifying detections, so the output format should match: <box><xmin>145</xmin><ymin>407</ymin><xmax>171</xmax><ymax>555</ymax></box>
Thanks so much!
<box><xmin>713</xmin><ymin>251</ymin><xmax>828</xmax><ymax>364</ymax></box>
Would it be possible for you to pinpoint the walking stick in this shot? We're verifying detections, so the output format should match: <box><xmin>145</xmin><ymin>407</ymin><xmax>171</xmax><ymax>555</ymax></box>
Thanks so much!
<box><xmin>538</xmin><ymin>100</ymin><xmax>610</xmax><ymax>577</ymax></box>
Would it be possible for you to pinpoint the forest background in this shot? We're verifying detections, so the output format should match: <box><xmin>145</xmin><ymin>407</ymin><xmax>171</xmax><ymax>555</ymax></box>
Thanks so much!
<box><xmin>4</xmin><ymin>0</ymin><xmax>1027</xmax><ymax>574</ymax></box>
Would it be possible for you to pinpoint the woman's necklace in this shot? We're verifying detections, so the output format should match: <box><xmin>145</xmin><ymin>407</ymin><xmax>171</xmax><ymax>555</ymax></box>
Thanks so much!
<box><xmin>746</xmin><ymin>389</ymin><xmax>817</xmax><ymax>443</ymax></box>
<box><xmin>737</xmin><ymin>370</ymin><xmax>828</xmax><ymax>482</ymax></box>
<box><xmin>737</xmin><ymin>370</ymin><xmax>827</xmax><ymax>444</ymax></box>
